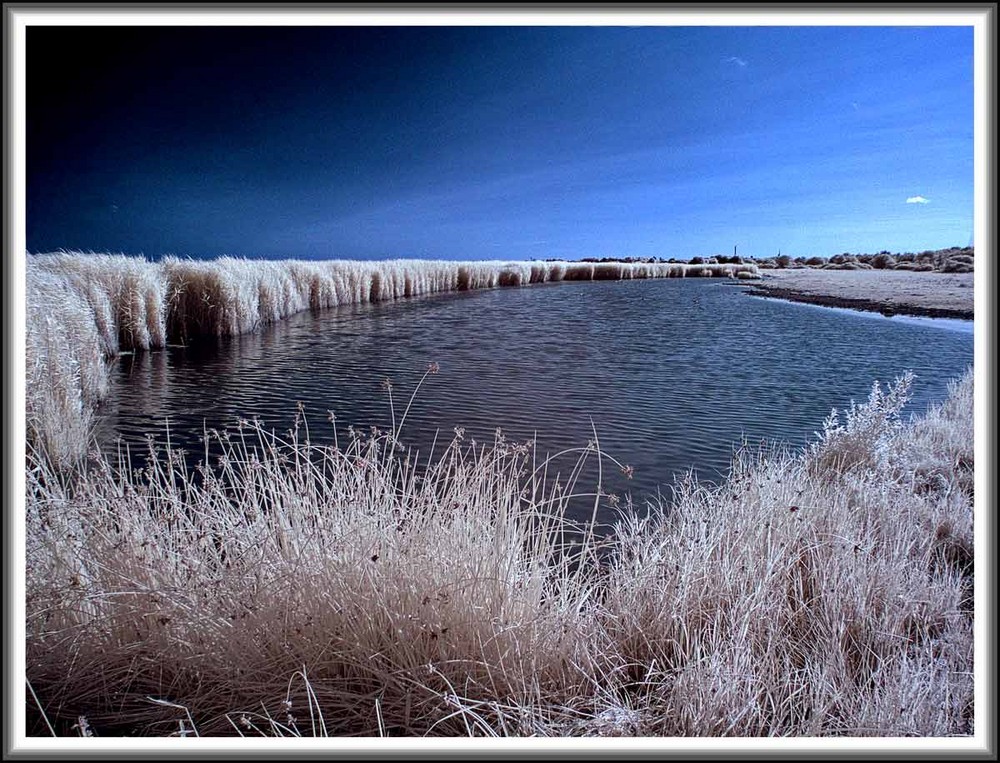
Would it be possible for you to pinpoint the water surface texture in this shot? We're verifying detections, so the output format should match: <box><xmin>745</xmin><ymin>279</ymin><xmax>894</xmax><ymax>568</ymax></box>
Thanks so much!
<box><xmin>95</xmin><ymin>279</ymin><xmax>974</xmax><ymax>523</ymax></box>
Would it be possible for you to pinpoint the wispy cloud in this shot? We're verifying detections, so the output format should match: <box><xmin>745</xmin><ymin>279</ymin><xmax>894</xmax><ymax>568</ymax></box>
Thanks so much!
<box><xmin>725</xmin><ymin>56</ymin><xmax>748</xmax><ymax>68</ymax></box>
<box><xmin>906</xmin><ymin>195</ymin><xmax>930</xmax><ymax>204</ymax></box>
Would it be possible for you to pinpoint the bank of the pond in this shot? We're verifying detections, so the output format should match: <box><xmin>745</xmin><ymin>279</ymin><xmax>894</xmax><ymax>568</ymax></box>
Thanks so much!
<box><xmin>744</xmin><ymin>269</ymin><xmax>975</xmax><ymax>320</ymax></box>
<box><xmin>26</xmin><ymin>253</ymin><xmax>757</xmax><ymax>465</ymax></box>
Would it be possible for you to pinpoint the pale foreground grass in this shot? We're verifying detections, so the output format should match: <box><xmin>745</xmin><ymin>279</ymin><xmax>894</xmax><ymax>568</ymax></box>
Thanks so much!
<box><xmin>25</xmin><ymin>253</ymin><xmax>756</xmax><ymax>465</ymax></box>
<box><xmin>25</xmin><ymin>368</ymin><xmax>974</xmax><ymax>737</ymax></box>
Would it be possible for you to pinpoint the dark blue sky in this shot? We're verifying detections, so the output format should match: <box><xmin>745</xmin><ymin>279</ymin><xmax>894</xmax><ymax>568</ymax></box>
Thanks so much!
<box><xmin>27</xmin><ymin>25</ymin><xmax>974</xmax><ymax>261</ymax></box>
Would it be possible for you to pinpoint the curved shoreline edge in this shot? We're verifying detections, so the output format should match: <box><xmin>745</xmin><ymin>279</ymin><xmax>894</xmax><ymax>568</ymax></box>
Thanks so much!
<box><xmin>743</xmin><ymin>283</ymin><xmax>974</xmax><ymax>321</ymax></box>
<box><xmin>26</xmin><ymin>253</ymin><xmax>759</xmax><ymax>465</ymax></box>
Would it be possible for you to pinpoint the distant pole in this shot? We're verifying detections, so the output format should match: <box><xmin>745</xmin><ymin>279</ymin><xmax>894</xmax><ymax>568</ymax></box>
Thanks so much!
<box><xmin>734</xmin><ymin>244</ymin><xmax>737</xmax><ymax>258</ymax></box>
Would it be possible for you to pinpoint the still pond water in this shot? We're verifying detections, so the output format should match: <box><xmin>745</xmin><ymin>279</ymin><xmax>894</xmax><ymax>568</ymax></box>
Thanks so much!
<box><xmin>94</xmin><ymin>279</ymin><xmax>973</xmax><ymax>524</ymax></box>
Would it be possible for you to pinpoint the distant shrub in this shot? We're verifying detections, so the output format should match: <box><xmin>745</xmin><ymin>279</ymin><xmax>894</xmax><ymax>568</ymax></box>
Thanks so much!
<box><xmin>823</xmin><ymin>262</ymin><xmax>863</xmax><ymax>270</ymax></box>
<box><xmin>803</xmin><ymin>247</ymin><xmax>973</xmax><ymax>272</ymax></box>
<box><xmin>831</xmin><ymin>254</ymin><xmax>859</xmax><ymax>265</ymax></box>
<box><xmin>775</xmin><ymin>255</ymin><xmax>792</xmax><ymax>268</ymax></box>
<box><xmin>893</xmin><ymin>262</ymin><xmax>917</xmax><ymax>271</ymax></box>
<box><xmin>689</xmin><ymin>256</ymin><xmax>705</xmax><ymax>265</ymax></box>
<box><xmin>757</xmin><ymin>259</ymin><xmax>777</xmax><ymax>269</ymax></box>
<box><xmin>735</xmin><ymin>270</ymin><xmax>760</xmax><ymax>280</ymax></box>
<box><xmin>942</xmin><ymin>261</ymin><xmax>973</xmax><ymax>274</ymax></box>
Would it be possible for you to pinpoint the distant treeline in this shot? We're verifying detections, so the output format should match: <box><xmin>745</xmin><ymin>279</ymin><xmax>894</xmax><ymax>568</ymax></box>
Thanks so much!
<box><xmin>566</xmin><ymin>246</ymin><xmax>975</xmax><ymax>274</ymax></box>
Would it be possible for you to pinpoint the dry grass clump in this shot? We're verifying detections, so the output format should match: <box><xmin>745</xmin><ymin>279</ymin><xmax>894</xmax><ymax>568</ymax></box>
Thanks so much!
<box><xmin>25</xmin><ymin>266</ymin><xmax>108</xmax><ymax>465</ymax></box>
<box><xmin>25</xmin><ymin>368</ymin><xmax>974</xmax><ymax>737</ymax></box>
<box><xmin>26</xmin><ymin>253</ymin><xmax>171</xmax><ymax>465</ymax></box>
<box><xmin>26</xmin><ymin>253</ymin><xmax>167</xmax><ymax>466</ymax></box>
<box><xmin>26</xmin><ymin>372</ymin><xmax>609</xmax><ymax>737</ymax></box>
<box><xmin>30</xmin><ymin>253</ymin><xmax>168</xmax><ymax>354</ymax></box>
<box><xmin>808</xmin><ymin>372</ymin><xmax>915</xmax><ymax>475</ymax></box>
<box><xmin>601</xmin><ymin>369</ymin><xmax>974</xmax><ymax>736</ymax></box>
<box><xmin>163</xmin><ymin>256</ymin><xmax>314</xmax><ymax>340</ymax></box>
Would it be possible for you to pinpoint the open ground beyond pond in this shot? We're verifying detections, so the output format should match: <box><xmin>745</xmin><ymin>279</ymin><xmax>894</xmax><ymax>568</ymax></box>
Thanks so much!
<box><xmin>745</xmin><ymin>269</ymin><xmax>974</xmax><ymax>320</ymax></box>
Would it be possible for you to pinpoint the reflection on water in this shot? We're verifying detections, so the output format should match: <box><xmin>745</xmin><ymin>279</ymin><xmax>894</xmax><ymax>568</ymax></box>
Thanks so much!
<box><xmin>94</xmin><ymin>278</ymin><xmax>974</xmax><ymax>525</ymax></box>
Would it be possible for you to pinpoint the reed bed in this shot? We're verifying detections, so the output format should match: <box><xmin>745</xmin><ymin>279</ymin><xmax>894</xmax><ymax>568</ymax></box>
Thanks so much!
<box><xmin>25</xmin><ymin>253</ymin><xmax>756</xmax><ymax>465</ymax></box>
<box><xmin>25</xmin><ymin>368</ymin><xmax>974</xmax><ymax>737</ymax></box>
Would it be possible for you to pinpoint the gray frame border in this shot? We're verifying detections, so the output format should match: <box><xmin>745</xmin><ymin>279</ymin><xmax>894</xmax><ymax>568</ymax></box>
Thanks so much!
<box><xmin>3</xmin><ymin>3</ymin><xmax>996</xmax><ymax>760</ymax></box>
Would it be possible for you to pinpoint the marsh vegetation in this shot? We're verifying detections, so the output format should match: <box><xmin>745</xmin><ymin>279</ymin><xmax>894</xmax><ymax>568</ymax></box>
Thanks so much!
<box><xmin>23</xmin><ymin>253</ymin><xmax>974</xmax><ymax>738</ymax></box>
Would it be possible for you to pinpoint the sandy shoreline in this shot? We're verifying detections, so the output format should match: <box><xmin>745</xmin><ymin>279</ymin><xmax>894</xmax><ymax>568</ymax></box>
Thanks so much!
<box><xmin>744</xmin><ymin>269</ymin><xmax>974</xmax><ymax>320</ymax></box>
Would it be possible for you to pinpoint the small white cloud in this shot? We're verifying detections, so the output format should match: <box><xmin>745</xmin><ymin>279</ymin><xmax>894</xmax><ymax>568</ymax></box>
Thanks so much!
<box><xmin>725</xmin><ymin>56</ymin><xmax>748</xmax><ymax>67</ymax></box>
<box><xmin>906</xmin><ymin>196</ymin><xmax>930</xmax><ymax>204</ymax></box>
<box><xmin>851</xmin><ymin>101</ymin><xmax>860</xmax><ymax>111</ymax></box>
